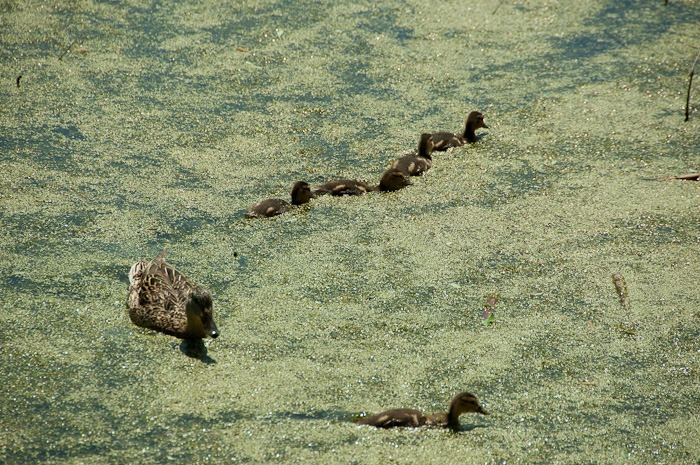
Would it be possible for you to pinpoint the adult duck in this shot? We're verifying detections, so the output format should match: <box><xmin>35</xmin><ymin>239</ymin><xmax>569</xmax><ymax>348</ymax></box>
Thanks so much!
<box><xmin>127</xmin><ymin>250</ymin><xmax>219</xmax><ymax>339</ymax></box>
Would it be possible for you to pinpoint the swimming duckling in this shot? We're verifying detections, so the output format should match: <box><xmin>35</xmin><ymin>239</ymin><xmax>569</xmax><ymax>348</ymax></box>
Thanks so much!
<box><xmin>357</xmin><ymin>392</ymin><xmax>488</xmax><ymax>431</ymax></box>
<box><xmin>128</xmin><ymin>250</ymin><xmax>219</xmax><ymax>340</ymax></box>
<box><xmin>313</xmin><ymin>179</ymin><xmax>376</xmax><ymax>196</ymax></box>
<box><xmin>245</xmin><ymin>181</ymin><xmax>311</xmax><ymax>218</ymax></box>
<box><xmin>390</xmin><ymin>133</ymin><xmax>434</xmax><ymax>176</ymax></box>
<box><xmin>378</xmin><ymin>168</ymin><xmax>411</xmax><ymax>192</ymax></box>
<box><xmin>431</xmin><ymin>111</ymin><xmax>489</xmax><ymax>151</ymax></box>
<box><xmin>314</xmin><ymin>169</ymin><xmax>411</xmax><ymax>196</ymax></box>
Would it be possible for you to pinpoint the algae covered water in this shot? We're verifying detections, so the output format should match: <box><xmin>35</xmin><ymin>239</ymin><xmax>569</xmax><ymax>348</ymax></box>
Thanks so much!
<box><xmin>1</xmin><ymin>0</ymin><xmax>699</xmax><ymax>463</ymax></box>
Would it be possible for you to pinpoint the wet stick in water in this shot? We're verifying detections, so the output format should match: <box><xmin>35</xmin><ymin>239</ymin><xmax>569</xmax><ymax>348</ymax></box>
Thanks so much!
<box><xmin>686</xmin><ymin>51</ymin><xmax>700</xmax><ymax>122</ymax></box>
<box><xmin>58</xmin><ymin>39</ymin><xmax>79</xmax><ymax>61</ymax></box>
<box><xmin>612</xmin><ymin>273</ymin><xmax>636</xmax><ymax>336</ymax></box>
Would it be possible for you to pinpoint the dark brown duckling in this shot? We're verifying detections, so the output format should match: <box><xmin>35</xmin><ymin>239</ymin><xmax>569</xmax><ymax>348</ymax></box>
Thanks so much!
<box><xmin>128</xmin><ymin>250</ymin><xmax>219</xmax><ymax>340</ymax></box>
<box><xmin>431</xmin><ymin>111</ymin><xmax>489</xmax><ymax>151</ymax></box>
<box><xmin>314</xmin><ymin>169</ymin><xmax>411</xmax><ymax>196</ymax></box>
<box><xmin>313</xmin><ymin>179</ymin><xmax>375</xmax><ymax>196</ymax></box>
<box><xmin>378</xmin><ymin>168</ymin><xmax>411</xmax><ymax>192</ymax></box>
<box><xmin>390</xmin><ymin>133</ymin><xmax>434</xmax><ymax>176</ymax></box>
<box><xmin>357</xmin><ymin>392</ymin><xmax>488</xmax><ymax>431</ymax></box>
<box><xmin>245</xmin><ymin>181</ymin><xmax>311</xmax><ymax>218</ymax></box>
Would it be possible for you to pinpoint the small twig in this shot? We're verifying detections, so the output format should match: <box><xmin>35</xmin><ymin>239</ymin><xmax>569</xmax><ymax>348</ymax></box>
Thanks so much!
<box><xmin>685</xmin><ymin>50</ymin><xmax>700</xmax><ymax>122</ymax></box>
<box><xmin>58</xmin><ymin>39</ymin><xmax>79</xmax><ymax>61</ymax></box>
<box><xmin>493</xmin><ymin>0</ymin><xmax>506</xmax><ymax>14</ymax></box>
<box><xmin>16</xmin><ymin>75</ymin><xmax>22</xmax><ymax>88</ymax></box>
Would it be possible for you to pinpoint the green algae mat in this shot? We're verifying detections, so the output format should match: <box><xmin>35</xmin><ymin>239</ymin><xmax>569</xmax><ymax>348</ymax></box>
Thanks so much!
<box><xmin>1</xmin><ymin>0</ymin><xmax>699</xmax><ymax>463</ymax></box>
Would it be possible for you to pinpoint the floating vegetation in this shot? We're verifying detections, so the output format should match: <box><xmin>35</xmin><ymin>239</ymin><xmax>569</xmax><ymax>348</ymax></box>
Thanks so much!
<box><xmin>481</xmin><ymin>293</ymin><xmax>499</xmax><ymax>327</ymax></box>
<box><xmin>612</xmin><ymin>273</ymin><xmax>637</xmax><ymax>337</ymax></box>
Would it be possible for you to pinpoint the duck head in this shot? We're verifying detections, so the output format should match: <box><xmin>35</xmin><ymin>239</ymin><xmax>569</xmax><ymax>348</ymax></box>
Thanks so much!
<box><xmin>467</xmin><ymin>111</ymin><xmax>488</xmax><ymax>129</ymax></box>
<box><xmin>291</xmin><ymin>181</ymin><xmax>312</xmax><ymax>205</ymax></box>
<box><xmin>186</xmin><ymin>285</ymin><xmax>219</xmax><ymax>339</ymax></box>
<box><xmin>418</xmin><ymin>133</ymin><xmax>434</xmax><ymax>156</ymax></box>
<box><xmin>379</xmin><ymin>169</ymin><xmax>411</xmax><ymax>192</ymax></box>
<box><xmin>451</xmin><ymin>392</ymin><xmax>488</xmax><ymax>417</ymax></box>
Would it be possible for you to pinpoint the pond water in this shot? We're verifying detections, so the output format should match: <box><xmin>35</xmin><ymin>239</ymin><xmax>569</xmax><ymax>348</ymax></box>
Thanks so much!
<box><xmin>1</xmin><ymin>0</ymin><xmax>699</xmax><ymax>463</ymax></box>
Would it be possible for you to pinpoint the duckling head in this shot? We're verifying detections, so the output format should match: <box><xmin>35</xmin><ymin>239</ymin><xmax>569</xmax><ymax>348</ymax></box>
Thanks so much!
<box><xmin>291</xmin><ymin>181</ymin><xmax>312</xmax><ymax>205</ymax></box>
<box><xmin>451</xmin><ymin>392</ymin><xmax>488</xmax><ymax>416</ymax></box>
<box><xmin>186</xmin><ymin>286</ymin><xmax>219</xmax><ymax>339</ymax></box>
<box><xmin>467</xmin><ymin>111</ymin><xmax>489</xmax><ymax>130</ymax></box>
<box><xmin>418</xmin><ymin>133</ymin><xmax>434</xmax><ymax>156</ymax></box>
<box><xmin>379</xmin><ymin>169</ymin><xmax>411</xmax><ymax>192</ymax></box>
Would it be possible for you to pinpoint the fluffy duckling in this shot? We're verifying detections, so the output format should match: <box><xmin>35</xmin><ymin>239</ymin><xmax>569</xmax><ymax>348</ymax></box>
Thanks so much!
<box><xmin>313</xmin><ymin>178</ymin><xmax>375</xmax><ymax>196</ymax></box>
<box><xmin>314</xmin><ymin>169</ymin><xmax>411</xmax><ymax>196</ymax></box>
<box><xmin>378</xmin><ymin>168</ymin><xmax>411</xmax><ymax>192</ymax></box>
<box><xmin>390</xmin><ymin>133</ymin><xmax>434</xmax><ymax>176</ymax></box>
<box><xmin>245</xmin><ymin>181</ymin><xmax>311</xmax><ymax>218</ymax></box>
<box><xmin>358</xmin><ymin>392</ymin><xmax>488</xmax><ymax>431</ymax></box>
<box><xmin>431</xmin><ymin>111</ymin><xmax>489</xmax><ymax>151</ymax></box>
<box><xmin>128</xmin><ymin>250</ymin><xmax>219</xmax><ymax>340</ymax></box>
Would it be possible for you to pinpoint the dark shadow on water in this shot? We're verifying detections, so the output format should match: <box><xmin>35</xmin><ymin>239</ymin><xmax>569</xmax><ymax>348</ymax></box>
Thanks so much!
<box><xmin>179</xmin><ymin>339</ymin><xmax>217</xmax><ymax>364</ymax></box>
<box><xmin>275</xmin><ymin>409</ymin><xmax>358</xmax><ymax>423</ymax></box>
<box><xmin>454</xmin><ymin>423</ymin><xmax>489</xmax><ymax>433</ymax></box>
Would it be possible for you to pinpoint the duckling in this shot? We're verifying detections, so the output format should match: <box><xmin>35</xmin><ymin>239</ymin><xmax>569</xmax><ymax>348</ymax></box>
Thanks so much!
<box><xmin>378</xmin><ymin>168</ymin><xmax>411</xmax><ymax>192</ymax></box>
<box><xmin>431</xmin><ymin>111</ymin><xmax>489</xmax><ymax>151</ymax></box>
<box><xmin>127</xmin><ymin>250</ymin><xmax>219</xmax><ymax>340</ymax></box>
<box><xmin>357</xmin><ymin>392</ymin><xmax>488</xmax><ymax>431</ymax></box>
<box><xmin>245</xmin><ymin>181</ymin><xmax>311</xmax><ymax>218</ymax></box>
<box><xmin>314</xmin><ymin>169</ymin><xmax>411</xmax><ymax>196</ymax></box>
<box><xmin>313</xmin><ymin>179</ymin><xmax>376</xmax><ymax>196</ymax></box>
<box><xmin>390</xmin><ymin>133</ymin><xmax>434</xmax><ymax>176</ymax></box>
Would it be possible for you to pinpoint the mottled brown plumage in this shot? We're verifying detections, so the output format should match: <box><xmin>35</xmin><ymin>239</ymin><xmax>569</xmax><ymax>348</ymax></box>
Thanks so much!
<box><xmin>431</xmin><ymin>111</ymin><xmax>489</xmax><ymax>151</ymax></box>
<box><xmin>128</xmin><ymin>251</ymin><xmax>219</xmax><ymax>339</ymax></box>
<box><xmin>358</xmin><ymin>392</ymin><xmax>488</xmax><ymax>431</ymax></box>
<box><xmin>245</xmin><ymin>181</ymin><xmax>311</xmax><ymax>218</ymax></box>
<box><xmin>390</xmin><ymin>133</ymin><xmax>434</xmax><ymax>176</ymax></box>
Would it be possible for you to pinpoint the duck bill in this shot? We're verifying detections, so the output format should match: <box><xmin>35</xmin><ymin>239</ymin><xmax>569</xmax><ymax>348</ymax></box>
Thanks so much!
<box><xmin>207</xmin><ymin>322</ymin><xmax>219</xmax><ymax>339</ymax></box>
<box><xmin>477</xmin><ymin>406</ymin><xmax>489</xmax><ymax>415</ymax></box>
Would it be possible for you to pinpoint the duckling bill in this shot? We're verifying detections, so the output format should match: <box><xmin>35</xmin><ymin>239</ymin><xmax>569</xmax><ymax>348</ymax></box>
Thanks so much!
<box><xmin>431</xmin><ymin>111</ymin><xmax>488</xmax><ymax>151</ymax></box>
<box><xmin>245</xmin><ymin>181</ymin><xmax>311</xmax><ymax>218</ymax></box>
<box><xmin>128</xmin><ymin>250</ymin><xmax>219</xmax><ymax>340</ymax></box>
<box><xmin>357</xmin><ymin>392</ymin><xmax>488</xmax><ymax>431</ymax></box>
<box><xmin>390</xmin><ymin>133</ymin><xmax>434</xmax><ymax>176</ymax></box>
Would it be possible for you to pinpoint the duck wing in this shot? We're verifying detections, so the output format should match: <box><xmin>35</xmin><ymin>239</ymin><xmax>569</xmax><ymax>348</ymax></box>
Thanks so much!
<box><xmin>140</xmin><ymin>251</ymin><xmax>193</xmax><ymax>309</ymax></box>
